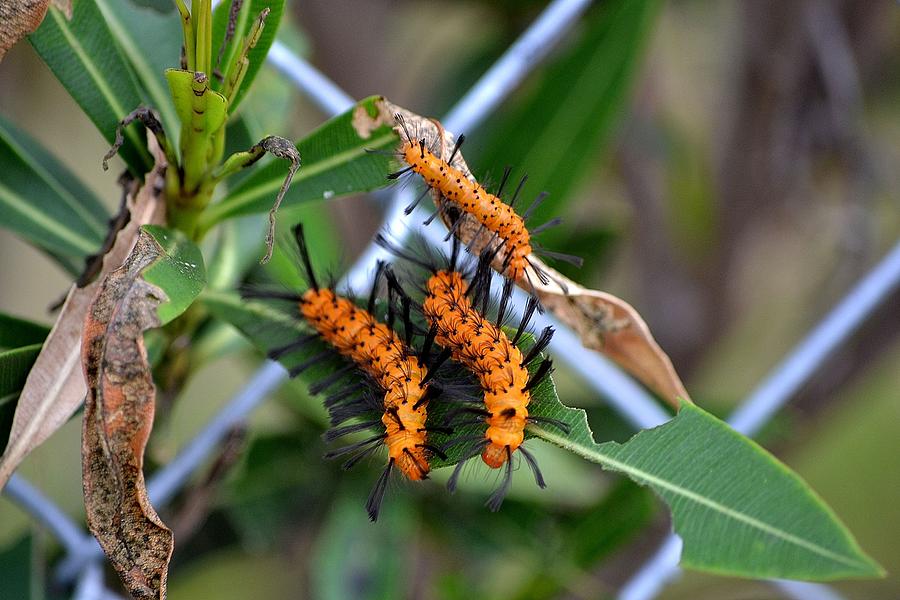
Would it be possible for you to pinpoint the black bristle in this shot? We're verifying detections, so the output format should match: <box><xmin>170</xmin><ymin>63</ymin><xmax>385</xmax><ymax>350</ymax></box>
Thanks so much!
<box><xmin>530</xmin><ymin>216</ymin><xmax>563</xmax><ymax>236</ymax></box>
<box><xmin>367</xmin><ymin>261</ymin><xmax>387</xmax><ymax>315</ymax></box>
<box><xmin>447</xmin><ymin>133</ymin><xmax>466</xmax><ymax>164</ymax></box>
<box><xmin>495</xmin><ymin>166</ymin><xmax>512</xmax><ymax>199</ymax></box>
<box><xmin>522</xmin><ymin>191</ymin><xmax>548</xmax><ymax>221</ymax></box>
<box><xmin>323</xmin><ymin>420</ymin><xmax>381</xmax><ymax>443</ymax></box>
<box><xmin>288</xmin><ymin>352</ymin><xmax>331</xmax><ymax>378</ymax></box>
<box><xmin>523</xmin><ymin>358</ymin><xmax>554</xmax><ymax>392</ymax></box>
<box><xmin>309</xmin><ymin>363</ymin><xmax>356</xmax><ymax>395</ymax></box>
<box><xmin>512</xmin><ymin>296</ymin><xmax>539</xmax><ymax>345</ymax></box>
<box><xmin>521</xmin><ymin>326</ymin><xmax>554</xmax><ymax>367</ymax></box>
<box><xmin>387</xmin><ymin>165</ymin><xmax>414</xmax><ymax>180</ymax></box>
<box><xmin>366</xmin><ymin>460</ymin><xmax>393</xmax><ymax>522</ymax></box>
<box><xmin>485</xmin><ymin>447</ymin><xmax>514</xmax><ymax>512</ymax></box>
<box><xmin>495</xmin><ymin>277</ymin><xmax>515</xmax><ymax>328</ymax></box>
<box><xmin>508</xmin><ymin>175</ymin><xmax>528</xmax><ymax>209</ymax></box>
<box><xmin>292</xmin><ymin>223</ymin><xmax>319</xmax><ymax>291</ymax></box>
<box><xmin>396</xmin><ymin>113</ymin><xmax>413</xmax><ymax>144</ymax></box>
<box><xmin>447</xmin><ymin>440</ymin><xmax>487</xmax><ymax>493</ymax></box>
<box><xmin>535</xmin><ymin>248</ymin><xmax>584</xmax><ymax>268</ymax></box>
<box><xmin>519</xmin><ymin>445</ymin><xmax>546</xmax><ymax>488</ymax></box>
<box><xmin>405</xmin><ymin>185</ymin><xmax>432</xmax><ymax>215</ymax></box>
<box><xmin>418</xmin><ymin>443</ymin><xmax>448</xmax><ymax>461</ymax></box>
<box><xmin>526</xmin><ymin>415</ymin><xmax>571</xmax><ymax>435</ymax></box>
<box><xmin>267</xmin><ymin>333</ymin><xmax>319</xmax><ymax>360</ymax></box>
<box><xmin>375</xmin><ymin>233</ymin><xmax>434</xmax><ymax>272</ymax></box>
<box><xmin>324</xmin><ymin>433</ymin><xmax>385</xmax><ymax>460</ymax></box>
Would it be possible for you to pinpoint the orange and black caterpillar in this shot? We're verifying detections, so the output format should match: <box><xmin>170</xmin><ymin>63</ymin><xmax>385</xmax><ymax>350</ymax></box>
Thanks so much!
<box><xmin>246</xmin><ymin>223</ymin><xmax>449</xmax><ymax>520</ymax></box>
<box><xmin>386</xmin><ymin>114</ymin><xmax>582</xmax><ymax>289</ymax></box>
<box><xmin>377</xmin><ymin>235</ymin><xmax>570</xmax><ymax>510</ymax></box>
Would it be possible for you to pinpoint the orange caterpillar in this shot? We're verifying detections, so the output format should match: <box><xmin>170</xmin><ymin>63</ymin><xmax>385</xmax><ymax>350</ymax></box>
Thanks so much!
<box><xmin>249</xmin><ymin>223</ymin><xmax>447</xmax><ymax>520</ymax></box>
<box><xmin>387</xmin><ymin>114</ymin><xmax>582</xmax><ymax>288</ymax></box>
<box><xmin>378</xmin><ymin>236</ymin><xmax>569</xmax><ymax>510</ymax></box>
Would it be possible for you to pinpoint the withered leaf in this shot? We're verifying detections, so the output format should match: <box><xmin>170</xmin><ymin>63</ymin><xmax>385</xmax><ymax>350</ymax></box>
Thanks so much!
<box><xmin>0</xmin><ymin>145</ymin><xmax>166</xmax><ymax>491</ymax></box>
<box><xmin>378</xmin><ymin>98</ymin><xmax>690</xmax><ymax>407</ymax></box>
<box><xmin>0</xmin><ymin>1</ymin><xmax>71</xmax><ymax>62</ymax></box>
<box><xmin>81</xmin><ymin>229</ymin><xmax>174</xmax><ymax>600</ymax></box>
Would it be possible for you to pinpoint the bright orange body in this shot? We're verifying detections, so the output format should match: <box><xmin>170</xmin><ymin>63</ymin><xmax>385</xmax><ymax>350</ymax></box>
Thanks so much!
<box><xmin>422</xmin><ymin>271</ymin><xmax>530</xmax><ymax>468</ymax></box>
<box><xmin>300</xmin><ymin>288</ymin><xmax>430</xmax><ymax>480</ymax></box>
<box><xmin>402</xmin><ymin>142</ymin><xmax>532</xmax><ymax>280</ymax></box>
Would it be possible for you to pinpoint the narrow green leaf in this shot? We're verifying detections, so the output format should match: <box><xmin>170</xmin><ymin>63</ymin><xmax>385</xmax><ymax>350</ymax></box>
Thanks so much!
<box><xmin>139</xmin><ymin>225</ymin><xmax>207</xmax><ymax>325</ymax></box>
<box><xmin>211</xmin><ymin>0</ymin><xmax>285</xmax><ymax>112</ymax></box>
<box><xmin>29</xmin><ymin>1</ymin><xmax>153</xmax><ymax>172</ymax></box>
<box><xmin>0</xmin><ymin>313</ymin><xmax>50</xmax><ymax>350</ymax></box>
<box><xmin>0</xmin><ymin>345</ymin><xmax>43</xmax><ymax>450</ymax></box>
<box><xmin>202</xmin><ymin>289</ymin><xmax>305</xmax><ymax>345</ymax></box>
<box><xmin>531</xmin><ymin>400</ymin><xmax>884</xmax><ymax>581</ymax></box>
<box><xmin>477</xmin><ymin>0</ymin><xmax>660</xmax><ymax>244</ymax></box>
<box><xmin>199</xmin><ymin>95</ymin><xmax>397</xmax><ymax>229</ymax></box>
<box><xmin>313</xmin><ymin>492</ymin><xmax>413</xmax><ymax>600</ymax></box>
<box><xmin>0</xmin><ymin>114</ymin><xmax>107</xmax><ymax>270</ymax></box>
<box><xmin>0</xmin><ymin>536</ymin><xmax>39</xmax><ymax>600</ymax></box>
<box><xmin>93</xmin><ymin>0</ymin><xmax>182</xmax><ymax>136</ymax></box>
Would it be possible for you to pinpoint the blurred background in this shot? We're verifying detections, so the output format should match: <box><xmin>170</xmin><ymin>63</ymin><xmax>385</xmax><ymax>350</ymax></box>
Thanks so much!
<box><xmin>1</xmin><ymin>0</ymin><xmax>899</xmax><ymax>598</ymax></box>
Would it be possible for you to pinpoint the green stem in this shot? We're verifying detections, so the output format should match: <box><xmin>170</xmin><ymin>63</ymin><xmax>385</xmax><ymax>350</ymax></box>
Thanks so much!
<box><xmin>192</xmin><ymin>0</ymin><xmax>211</xmax><ymax>75</ymax></box>
<box><xmin>174</xmin><ymin>0</ymin><xmax>195</xmax><ymax>70</ymax></box>
<box><xmin>221</xmin><ymin>8</ymin><xmax>270</xmax><ymax>106</ymax></box>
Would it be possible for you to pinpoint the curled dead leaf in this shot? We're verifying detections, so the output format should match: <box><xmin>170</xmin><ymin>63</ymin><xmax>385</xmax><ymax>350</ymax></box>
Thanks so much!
<box><xmin>521</xmin><ymin>260</ymin><xmax>690</xmax><ymax>407</ymax></box>
<box><xmin>82</xmin><ymin>229</ymin><xmax>174</xmax><ymax>600</ymax></box>
<box><xmin>0</xmin><ymin>140</ymin><xmax>166</xmax><ymax>491</ymax></box>
<box><xmin>379</xmin><ymin>98</ymin><xmax>690</xmax><ymax>408</ymax></box>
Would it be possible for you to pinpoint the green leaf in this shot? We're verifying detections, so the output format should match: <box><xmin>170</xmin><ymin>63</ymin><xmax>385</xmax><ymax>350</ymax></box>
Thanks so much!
<box><xmin>201</xmin><ymin>289</ymin><xmax>306</xmax><ymax>347</ymax></box>
<box><xmin>531</xmin><ymin>400</ymin><xmax>884</xmax><ymax>581</ymax></box>
<box><xmin>93</xmin><ymin>0</ymin><xmax>182</xmax><ymax>136</ymax></box>
<box><xmin>0</xmin><ymin>345</ymin><xmax>43</xmax><ymax>450</ymax></box>
<box><xmin>139</xmin><ymin>225</ymin><xmax>207</xmax><ymax>325</ymax></box>
<box><xmin>477</xmin><ymin>0</ymin><xmax>660</xmax><ymax>244</ymax></box>
<box><xmin>198</xmin><ymin>95</ymin><xmax>397</xmax><ymax>229</ymax></box>
<box><xmin>0</xmin><ymin>313</ymin><xmax>50</xmax><ymax>350</ymax></box>
<box><xmin>0</xmin><ymin>114</ymin><xmax>108</xmax><ymax>271</ymax></box>
<box><xmin>211</xmin><ymin>0</ymin><xmax>285</xmax><ymax>113</ymax></box>
<box><xmin>0</xmin><ymin>536</ymin><xmax>39</xmax><ymax>600</ymax></box>
<box><xmin>29</xmin><ymin>1</ymin><xmax>153</xmax><ymax>172</ymax></box>
<box><xmin>312</xmin><ymin>491</ymin><xmax>413</xmax><ymax>600</ymax></box>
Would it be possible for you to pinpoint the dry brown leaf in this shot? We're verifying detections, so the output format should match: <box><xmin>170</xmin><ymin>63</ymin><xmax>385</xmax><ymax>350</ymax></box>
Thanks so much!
<box><xmin>0</xmin><ymin>144</ymin><xmax>166</xmax><ymax>491</ymax></box>
<box><xmin>82</xmin><ymin>228</ymin><xmax>174</xmax><ymax>600</ymax></box>
<box><xmin>377</xmin><ymin>97</ymin><xmax>690</xmax><ymax>408</ymax></box>
<box><xmin>521</xmin><ymin>261</ymin><xmax>690</xmax><ymax>407</ymax></box>
<box><xmin>0</xmin><ymin>0</ymin><xmax>70</xmax><ymax>62</ymax></box>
